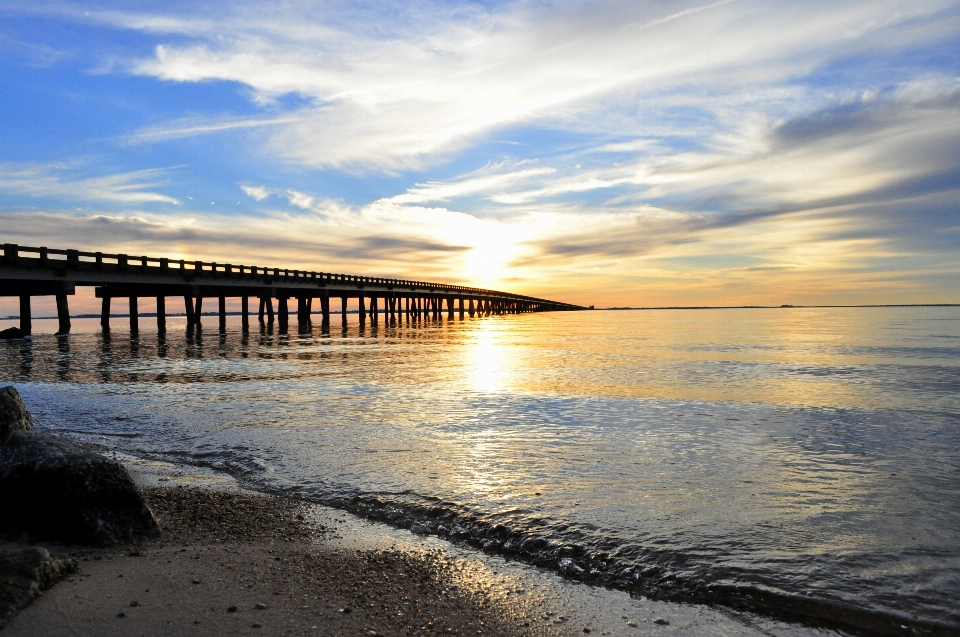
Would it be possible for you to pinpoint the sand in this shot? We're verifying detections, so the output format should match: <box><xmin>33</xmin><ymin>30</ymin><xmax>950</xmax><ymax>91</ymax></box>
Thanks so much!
<box><xmin>1</xmin><ymin>458</ymin><xmax>836</xmax><ymax>637</ymax></box>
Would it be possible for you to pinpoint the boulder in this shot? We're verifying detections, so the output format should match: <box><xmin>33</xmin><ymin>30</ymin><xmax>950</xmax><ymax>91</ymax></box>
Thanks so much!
<box><xmin>0</xmin><ymin>431</ymin><xmax>160</xmax><ymax>545</ymax></box>
<box><xmin>0</xmin><ymin>386</ymin><xmax>33</xmax><ymax>447</ymax></box>
<box><xmin>0</xmin><ymin>547</ymin><xmax>77</xmax><ymax>630</ymax></box>
<box><xmin>0</xmin><ymin>327</ymin><xmax>26</xmax><ymax>340</ymax></box>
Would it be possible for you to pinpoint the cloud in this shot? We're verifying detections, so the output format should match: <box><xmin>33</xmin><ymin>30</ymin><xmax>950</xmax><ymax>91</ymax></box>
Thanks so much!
<box><xmin>54</xmin><ymin>1</ymin><xmax>960</xmax><ymax>171</ymax></box>
<box><xmin>385</xmin><ymin>161</ymin><xmax>554</xmax><ymax>205</ymax></box>
<box><xmin>240</xmin><ymin>184</ymin><xmax>269</xmax><ymax>201</ymax></box>
<box><xmin>122</xmin><ymin>115</ymin><xmax>294</xmax><ymax>145</ymax></box>
<box><xmin>0</xmin><ymin>163</ymin><xmax>180</xmax><ymax>205</ymax></box>
<box><xmin>284</xmin><ymin>189</ymin><xmax>315</xmax><ymax>211</ymax></box>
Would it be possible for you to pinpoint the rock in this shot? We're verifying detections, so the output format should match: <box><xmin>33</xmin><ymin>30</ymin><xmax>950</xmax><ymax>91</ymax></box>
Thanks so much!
<box><xmin>0</xmin><ymin>327</ymin><xmax>26</xmax><ymax>340</ymax></box>
<box><xmin>0</xmin><ymin>386</ymin><xmax>33</xmax><ymax>447</ymax></box>
<box><xmin>0</xmin><ymin>547</ymin><xmax>77</xmax><ymax>630</ymax></box>
<box><xmin>0</xmin><ymin>431</ymin><xmax>160</xmax><ymax>545</ymax></box>
<box><xmin>654</xmin><ymin>618</ymin><xmax>670</xmax><ymax>625</ymax></box>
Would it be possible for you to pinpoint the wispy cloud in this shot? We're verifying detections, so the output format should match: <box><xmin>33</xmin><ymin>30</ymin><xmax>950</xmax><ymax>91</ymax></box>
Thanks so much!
<box><xmin>0</xmin><ymin>163</ymin><xmax>180</xmax><ymax>205</ymax></box>
<box><xmin>122</xmin><ymin>115</ymin><xmax>295</xmax><ymax>144</ymax></box>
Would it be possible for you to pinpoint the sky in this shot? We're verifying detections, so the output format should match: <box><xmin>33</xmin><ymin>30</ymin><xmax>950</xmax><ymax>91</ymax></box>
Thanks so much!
<box><xmin>1</xmin><ymin>1</ymin><xmax>959</xmax><ymax>308</ymax></box>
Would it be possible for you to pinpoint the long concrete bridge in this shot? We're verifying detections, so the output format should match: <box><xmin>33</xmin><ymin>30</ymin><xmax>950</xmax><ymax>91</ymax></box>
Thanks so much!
<box><xmin>0</xmin><ymin>243</ymin><xmax>584</xmax><ymax>335</ymax></box>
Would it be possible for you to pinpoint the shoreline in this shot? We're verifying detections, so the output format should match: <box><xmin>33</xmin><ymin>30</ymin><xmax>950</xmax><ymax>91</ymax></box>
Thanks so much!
<box><xmin>3</xmin><ymin>455</ymin><xmax>839</xmax><ymax>637</ymax></box>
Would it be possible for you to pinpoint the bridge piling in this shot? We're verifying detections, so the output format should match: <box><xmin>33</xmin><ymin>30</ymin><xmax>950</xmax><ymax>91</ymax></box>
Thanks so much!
<box><xmin>195</xmin><ymin>297</ymin><xmax>203</xmax><ymax>325</ymax></box>
<box><xmin>258</xmin><ymin>297</ymin><xmax>265</xmax><ymax>325</ymax></box>
<box><xmin>156</xmin><ymin>296</ymin><xmax>165</xmax><ymax>333</ymax></box>
<box><xmin>278</xmin><ymin>297</ymin><xmax>289</xmax><ymax>332</ymax></box>
<box><xmin>296</xmin><ymin>297</ymin><xmax>307</xmax><ymax>326</ymax></box>
<box><xmin>19</xmin><ymin>296</ymin><xmax>30</xmax><ymax>336</ymax></box>
<box><xmin>358</xmin><ymin>296</ymin><xmax>366</xmax><ymax>323</ymax></box>
<box><xmin>129</xmin><ymin>297</ymin><xmax>138</xmax><ymax>335</ymax></box>
<box><xmin>241</xmin><ymin>296</ymin><xmax>249</xmax><ymax>331</ymax></box>
<box><xmin>320</xmin><ymin>295</ymin><xmax>330</xmax><ymax>325</ymax></box>
<box><xmin>101</xmin><ymin>297</ymin><xmax>111</xmax><ymax>330</ymax></box>
<box><xmin>184</xmin><ymin>296</ymin><xmax>194</xmax><ymax>326</ymax></box>
<box><xmin>55</xmin><ymin>294</ymin><xmax>70</xmax><ymax>335</ymax></box>
<box><xmin>341</xmin><ymin>297</ymin><xmax>348</xmax><ymax>325</ymax></box>
<box><xmin>219</xmin><ymin>296</ymin><xmax>227</xmax><ymax>332</ymax></box>
<box><xmin>266</xmin><ymin>298</ymin><xmax>274</xmax><ymax>324</ymax></box>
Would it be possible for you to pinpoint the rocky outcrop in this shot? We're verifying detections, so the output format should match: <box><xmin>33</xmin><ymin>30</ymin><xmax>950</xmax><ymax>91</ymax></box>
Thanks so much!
<box><xmin>0</xmin><ymin>431</ymin><xmax>161</xmax><ymax>545</ymax></box>
<box><xmin>0</xmin><ymin>327</ymin><xmax>26</xmax><ymax>340</ymax></box>
<box><xmin>0</xmin><ymin>547</ymin><xmax>77</xmax><ymax>630</ymax></box>
<box><xmin>0</xmin><ymin>385</ymin><xmax>34</xmax><ymax>447</ymax></box>
<box><xmin>0</xmin><ymin>386</ymin><xmax>160</xmax><ymax>546</ymax></box>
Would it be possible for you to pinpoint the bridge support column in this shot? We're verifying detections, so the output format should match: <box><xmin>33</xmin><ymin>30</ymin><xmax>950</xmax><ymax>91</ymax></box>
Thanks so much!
<box><xmin>184</xmin><ymin>296</ymin><xmax>195</xmax><ymax>326</ymax></box>
<box><xmin>341</xmin><ymin>297</ymin><xmax>348</xmax><ymax>326</ymax></box>
<box><xmin>296</xmin><ymin>297</ymin><xmax>306</xmax><ymax>326</ymax></box>
<box><xmin>56</xmin><ymin>294</ymin><xmax>70</xmax><ymax>335</ymax></box>
<box><xmin>320</xmin><ymin>295</ymin><xmax>330</xmax><ymax>325</ymax></box>
<box><xmin>219</xmin><ymin>296</ymin><xmax>227</xmax><ymax>332</ymax></box>
<box><xmin>447</xmin><ymin>296</ymin><xmax>454</xmax><ymax>320</ymax></box>
<box><xmin>241</xmin><ymin>296</ymin><xmax>249</xmax><ymax>331</ymax></box>
<box><xmin>101</xmin><ymin>297</ymin><xmax>111</xmax><ymax>330</ymax></box>
<box><xmin>358</xmin><ymin>296</ymin><xmax>366</xmax><ymax>322</ymax></box>
<box><xmin>19</xmin><ymin>296</ymin><xmax>31</xmax><ymax>336</ymax></box>
<box><xmin>129</xmin><ymin>297</ymin><xmax>138</xmax><ymax>335</ymax></box>
<box><xmin>371</xmin><ymin>296</ymin><xmax>378</xmax><ymax>322</ymax></box>
<box><xmin>156</xmin><ymin>297</ymin><xmax>165</xmax><ymax>333</ymax></box>
<box><xmin>468</xmin><ymin>298</ymin><xmax>475</xmax><ymax>317</ymax></box>
<box><xmin>265</xmin><ymin>298</ymin><xmax>274</xmax><ymax>324</ymax></box>
<box><xmin>278</xmin><ymin>297</ymin><xmax>289</xmax><ymax>332</ymax></box>
<box><xmin>195</xmin><ymin>297</ymin><xmax>203</xmax><ymax>324</ymax></box>
<box><xmin>258</xmin><ymin>298</ymin><xmax>265</xmax><ymax>325</ymax></box>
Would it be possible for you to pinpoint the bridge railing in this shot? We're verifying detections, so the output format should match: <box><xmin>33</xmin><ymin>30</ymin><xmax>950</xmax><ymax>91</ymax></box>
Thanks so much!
<box><xmin>1</xmin><ymin>243</ymin><xmax>581</xmax><ymax>308</ymax></box>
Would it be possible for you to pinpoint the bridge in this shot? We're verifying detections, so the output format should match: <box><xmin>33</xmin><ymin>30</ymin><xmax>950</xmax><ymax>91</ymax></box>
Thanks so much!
<box><xmin>0</xmin><ymin>243</ymin><xmax>584</xmax><ymax>335</ymax></box>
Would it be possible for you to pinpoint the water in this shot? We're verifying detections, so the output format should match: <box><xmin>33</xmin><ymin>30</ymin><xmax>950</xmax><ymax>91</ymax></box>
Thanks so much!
<box><xmin>1</xmin><ymin>307</ymin><xmax>958</xmax><ymax>633</ymax></box>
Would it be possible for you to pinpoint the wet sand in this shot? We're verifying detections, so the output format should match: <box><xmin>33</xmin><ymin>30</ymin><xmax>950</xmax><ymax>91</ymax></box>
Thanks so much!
<box><xmin>1</xmin><ymin>458</ymin><xmax>836</xmax><ymax>637</ymax></box>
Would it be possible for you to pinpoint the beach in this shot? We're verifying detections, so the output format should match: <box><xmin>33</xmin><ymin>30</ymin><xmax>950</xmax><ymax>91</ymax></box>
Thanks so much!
<box><xmin>2</xmin><ymin>457</ymin><xmax>836</xmax><ymax>637</ymax></box>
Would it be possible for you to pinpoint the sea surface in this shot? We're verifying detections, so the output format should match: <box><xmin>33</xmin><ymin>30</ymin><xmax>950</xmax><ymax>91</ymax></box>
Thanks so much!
<box><xmin>1</xmin><ymin>307</ymin><xmax>958</xmax><ymax>632</ymax></box>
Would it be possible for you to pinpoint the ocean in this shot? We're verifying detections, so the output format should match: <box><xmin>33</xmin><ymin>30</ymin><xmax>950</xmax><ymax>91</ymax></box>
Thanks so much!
<box><xmin>2</xmin><ymin>306</ymin><xmax>958</xmax><ymax>633</ymax></box>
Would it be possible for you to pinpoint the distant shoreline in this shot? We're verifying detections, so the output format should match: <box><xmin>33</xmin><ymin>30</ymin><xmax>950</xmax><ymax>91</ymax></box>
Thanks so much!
<box><xmin>602</xmin><ymin>303</ymin><xmax>960</xmax><ymax>310</ymax></box>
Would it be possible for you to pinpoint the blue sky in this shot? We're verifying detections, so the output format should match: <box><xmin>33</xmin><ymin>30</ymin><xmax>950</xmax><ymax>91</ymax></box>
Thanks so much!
<box><xmin>1</xmin><ymin>0</ymin><xmax>959</xmax><ymax>306</ymax></box>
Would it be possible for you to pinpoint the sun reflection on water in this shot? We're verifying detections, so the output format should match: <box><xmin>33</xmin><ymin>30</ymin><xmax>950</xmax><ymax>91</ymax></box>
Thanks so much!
<box><xmin>465</xmin><ymin>320</ymin><xmax>517</xmax><ymax>394</ymax></box>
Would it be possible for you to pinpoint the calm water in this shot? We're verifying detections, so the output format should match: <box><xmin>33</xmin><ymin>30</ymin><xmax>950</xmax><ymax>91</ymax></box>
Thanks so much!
<box><xmin>1</xmin><ymin>307</ymin><xmax>958</xmax><ymax>631</ymax></box>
